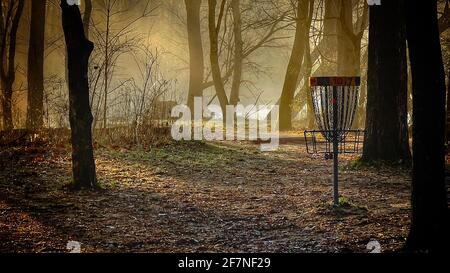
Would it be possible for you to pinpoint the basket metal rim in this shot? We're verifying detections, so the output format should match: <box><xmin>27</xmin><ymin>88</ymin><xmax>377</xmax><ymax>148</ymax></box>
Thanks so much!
<box><xmin>310</xmin><ymin>76</ymin><xmax>361</xmax><ymax>87</ymax></box>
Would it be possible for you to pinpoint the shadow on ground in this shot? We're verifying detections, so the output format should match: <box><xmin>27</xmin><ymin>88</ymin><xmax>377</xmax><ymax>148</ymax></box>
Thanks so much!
<box><xmin>0</xmin><ymin>140</ymin><xmax>411</xmax><ymax>253</ymax></box>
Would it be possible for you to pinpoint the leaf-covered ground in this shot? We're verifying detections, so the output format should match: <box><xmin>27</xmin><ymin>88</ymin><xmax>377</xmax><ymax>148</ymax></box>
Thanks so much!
<box><xmin>0</xmin><ymin>139</ymin><xmax>412</xmax><ymax>253</ymax></box>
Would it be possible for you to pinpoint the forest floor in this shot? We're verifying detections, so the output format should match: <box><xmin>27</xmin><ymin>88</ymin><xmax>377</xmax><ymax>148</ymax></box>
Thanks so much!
<box><xmin>0</xmin><ymin>137</ymin><xmax>412</xmax><ymax>253</ymax></box>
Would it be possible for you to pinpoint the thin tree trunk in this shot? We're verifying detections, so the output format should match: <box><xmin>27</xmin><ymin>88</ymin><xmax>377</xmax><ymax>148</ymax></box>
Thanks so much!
<box><xmin>230</xmin><ymin>0</ymin><xmax>242</xmax><ymax>106</ymax></box>
<box><xmin>26</xmin><ymin>0</ymin><xmax>46</xmax><ymax>131</ymax></box>
<box><xmin>103</xmin><ymin>4</ymin><xmax>110</xmax><ymax>130</ymax></box>
<box><xmin>185</xmin><ymin>0</ymin><xmax>204</xmax><ymax>112</ymax></box>
<box><xmin>362</xmin><ymin>0</ymin><xmax>411</xmax><ymax>163</ymax></box>
<box><xmin>303</xmin><ymin>39</ymin><xmax>315</xmax><ymax>129</ymax></box>
<box><xmin>208</xmin><ymin>0</ymin><xmax>229</xmax><ymax>114</ymax></box>
<box><xmin>0</xmin><ymin>0</ymin><xmax>25</xmax><ymax>131</ymax></box>
<box><xmin>279</xmin><ymin>0</ymin><xmax>310</xmax><ymax>131</ymax></box>
<box><xmin>405</xmin><ymin>0</ymin><xmax>450</xmax><ymax>252</ymax></box>
<box><xmin>356</xmin><ymin>48</ymin><xmax>369</xmax><ymax>129</ymax></box>
<box><xmin>61</xmin><ymin>0</ymin><xmax>98</xmax><ymax>190</ymax></box>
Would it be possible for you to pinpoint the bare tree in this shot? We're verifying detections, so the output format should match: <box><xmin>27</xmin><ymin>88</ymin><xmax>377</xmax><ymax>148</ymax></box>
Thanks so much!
<box><xmin>0</xmin><ymin>0</ymin><xmax>25</xmax><ymax>131</ymax></box>
<box><xmin>279</xmin><ymin>0</ymin><xmax>313</xmax><ymax>131</ymax></box>
<box><xmin>337</xmin><ymin>0</ymin><xmax>368</xmax><ymax>76</ymax></box>
<box><xmin>290</xmin><ymin>0</ymin><xmax>368</xmax><ymax>129</ymax></box>
<box><xmin>185</xmin><ymin>0</ymin><xmax>204</xmax><ymax>112</ymax></box>
<box><xmin>27</xmin><ymin>0</ymin><xmax>47</xmax><ymax>131</ymax></box>
<box><xmin>128</xmin><ymin>46</ymin><xmax>171</xmax><ymax>144</ymax></box>
<box><xmin>202</xmin><ymin>0</ymin><xmax>290</xmax><ymax>111</ymax></box>
<box><xmin>60</xmin><ymin>0</ymin><xmax>98</xmax><ymax>190</ymax></box>
<box><xmin>89</xmin><ymin>0</ymin><xmax>154</xmax><ymax>129</ymax></box>
<box><xmin>208</xmin><ymin>0</ymin><xmax>230</xmax><ymax>114</ymax></box>
<box><xmin>229</xmin><ymin>0</ymin><xmax>242</xmax><ymax>106</ymax></box>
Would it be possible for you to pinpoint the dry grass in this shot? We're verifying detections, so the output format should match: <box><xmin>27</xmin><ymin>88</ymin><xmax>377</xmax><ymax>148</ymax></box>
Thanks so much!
<box><xmin>0</xmin><ymin>140</ymin><xmax>411</xmax><ymax>253</ymax></box>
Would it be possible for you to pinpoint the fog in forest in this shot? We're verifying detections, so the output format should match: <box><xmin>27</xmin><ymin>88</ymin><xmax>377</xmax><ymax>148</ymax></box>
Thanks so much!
<box><xmin>3</xmin><ymin>0</ymin><xmax>447</xmax><ymax>132</ymax></box>
<box><xmin>5</xmin><ymin>0</ymin><xmax>358</xmax><ymax>130</ymax></box>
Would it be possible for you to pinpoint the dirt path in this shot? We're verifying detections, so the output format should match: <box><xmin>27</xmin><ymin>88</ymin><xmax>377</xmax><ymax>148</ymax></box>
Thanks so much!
<box><xmin>0</xmin><ymin>141</ymin><xmax>411</xmax><ymax>253</ymax></box>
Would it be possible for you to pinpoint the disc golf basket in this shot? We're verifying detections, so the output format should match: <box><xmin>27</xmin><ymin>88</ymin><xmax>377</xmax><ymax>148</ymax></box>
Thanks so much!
<box><xmin>304</xmin><ymin>77</ymin><xmax>364</xmax><ymax>206</ymax></box>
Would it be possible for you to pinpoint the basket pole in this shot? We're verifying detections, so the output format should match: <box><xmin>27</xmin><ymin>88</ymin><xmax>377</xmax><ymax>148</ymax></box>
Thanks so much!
<box><xmin>332</xmin><ymin>86</ymin><xmax>339</xmax><ymax>206</ymax></box>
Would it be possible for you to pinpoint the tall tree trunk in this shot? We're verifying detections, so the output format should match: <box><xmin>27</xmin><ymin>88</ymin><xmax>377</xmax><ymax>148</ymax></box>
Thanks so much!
<box><xmin>446</xmin><ymin>68</ymin><xmax>450</xmax><ymax>142</ymax></box>
<box><xmin>64</xmin><ymin>0</ymin><xmax>92</xmax><ymax>128</ymax></box>
<box><xmin>337</xmin><ymin>0</ymin><xmax>354</xmax><ymax>76</ymax></box>
<box><xmin>0</xmin><ymin>80</ymin><xmax>13</xmax><ymax>131</ymax></box>
<box><xmin>303</xmin><ymin>39</ymin><xmax>315</xmax><ymax>129</ymax></box>
<box><xmin>315</xmin><ymin>0</ymin><xmax>339</xmax><ymax>76</ymax></box>
<box><xmin>295</xmin><ymin>0</ymin><xmax>315</xmax><ymax>129</ymax></box>
<box><xmin>185</xmin><ymin>0</ymin><xmax>204</xmax><ymax>112</ymax></box>
<box><xmin>61</xmin><ymin>0</ymin><xmax>98</xmax><ymax>190</ymax></box>
<box><xmin>208</xmin><ymin>0</ymin><xmax>229</xmax><ymax>114</ymax></box>
<box><xmin>362</xmin><ymin>0</ymin><xmax>411</xmax><ymax>163</ymax></box>
<box><xmin>356</xmin><ymin>48</ymin><xmax>369</xmax><ymax>129</ymax></box>
<box><xmin>230</xmin><ymin>0</ymin><xmax>242</xmax><ymax>106</ymax></box>
<box><xmin>26</xmin><ymin>0</ymin><xmax>46</xmax><ymax>131</ymax></box>
<box><xmin>83</xmin><ymin>0</ymin><xmax>92</xmax><ymax>39</ymax></box>
<box><xmin>279</xmin><ymin>0</ymin><xmax>310</xmax><ymax>131</ymax></box>
<box><xmin>405</xmin><ymin>0</ymin><xmax>450</xmax><ymax>252</ymax></box>
<box><xmin>103</xmin><ymin>4</ymin><xmax>110</xmax><ymax>129</ymax></box>
<box><xmin>0</xmin><ymin>2</ymin><xmax>3</xmax><ymax>131</ymax></box>
<box><xmin>0</xmin><ymin>0</ymin><xmax>25</xmax><ymax>131</ymax></box>
<box><xmin>338</xmin><ymin>0</ymin><xmax>368</xmax><ymax>77</ymax></box>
